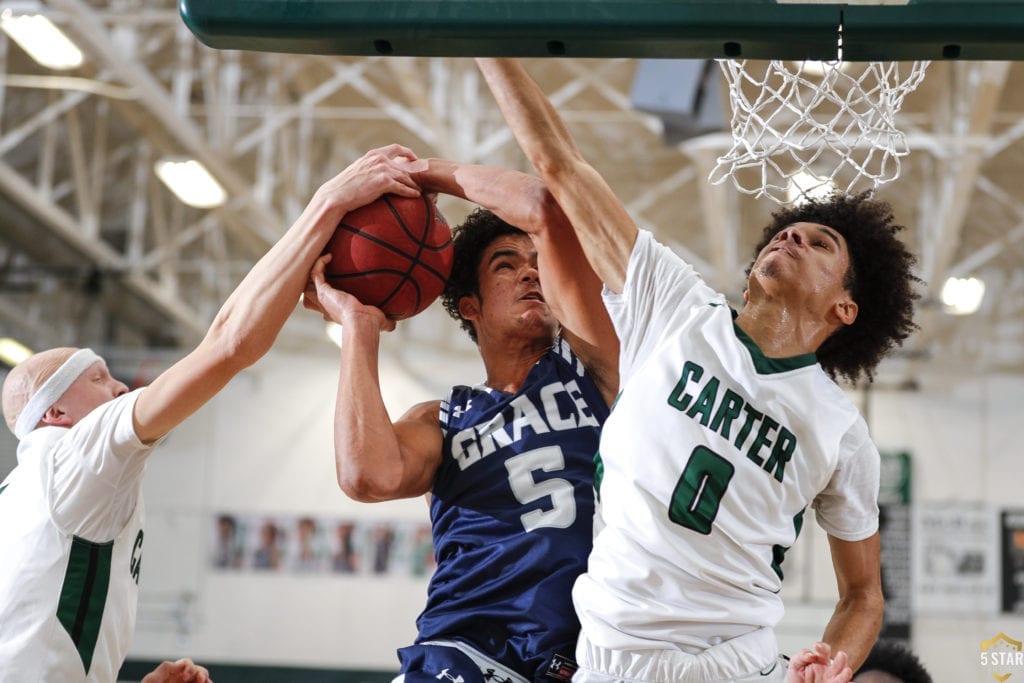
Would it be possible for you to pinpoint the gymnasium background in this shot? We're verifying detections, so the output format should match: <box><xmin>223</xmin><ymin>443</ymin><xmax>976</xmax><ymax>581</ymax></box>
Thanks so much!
<box><xmin>2</xmin><ymin>2</ymin><xmax>1024</xmax><ymax>681</ymax></box>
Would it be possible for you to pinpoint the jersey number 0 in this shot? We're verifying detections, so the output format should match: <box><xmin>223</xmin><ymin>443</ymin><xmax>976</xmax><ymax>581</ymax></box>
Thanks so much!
<box><xmin>668</xmin><ymin>445</ymin><xmax>735</xmax><ymax>535</ymax></box>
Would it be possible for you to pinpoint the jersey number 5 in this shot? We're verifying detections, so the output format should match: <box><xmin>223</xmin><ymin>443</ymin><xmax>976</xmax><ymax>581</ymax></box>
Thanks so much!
<box><xmin>505</xmin><ymin>446</ymin><xmax>576</xmax><ymax>532</ymax></box>
<box><xmin>669</xmin><ymin>445</ymin><xmax>734</xmax><ymax>535</ymax></box>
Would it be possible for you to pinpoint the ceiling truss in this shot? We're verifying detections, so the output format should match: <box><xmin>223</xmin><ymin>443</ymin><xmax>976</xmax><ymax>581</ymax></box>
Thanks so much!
<box><xmin>1</xmin><ymin>0</ymin><xmax>1022</xmax><ymax>393</ymax></box>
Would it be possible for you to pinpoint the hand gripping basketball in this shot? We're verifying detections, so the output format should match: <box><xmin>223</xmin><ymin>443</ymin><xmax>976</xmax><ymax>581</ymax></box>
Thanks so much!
<box><xmin>322</xmin><ymin>194</ymin><xmax>454</xmax><ymax>320</ymax></box>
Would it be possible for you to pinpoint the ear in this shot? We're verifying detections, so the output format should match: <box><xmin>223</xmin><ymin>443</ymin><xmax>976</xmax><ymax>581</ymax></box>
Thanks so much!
<box><xmin>458</xmin><ymin>294</ymin><xmax>481</xmax><ymax>323</ymax></box>
<box><xmin>40</xmin><ymin>404</ymin><xmax>73</xmax><ymax>428</ymax></box>
<box><xmin>832</xmin><ymin>296</ymin><xmax>859</xmax><ymax>326</ymax></box>
<box><xmin>742</xmin><ymin>289</ymin><xmax>749</xmax><ymax>303</ymax></box>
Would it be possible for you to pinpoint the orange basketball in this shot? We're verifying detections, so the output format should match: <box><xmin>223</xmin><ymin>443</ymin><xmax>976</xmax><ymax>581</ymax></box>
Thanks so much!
<box><xmin>323</xmin><ymin>194</ymin><xmax>453</xmax><ymax>320</ymax></box>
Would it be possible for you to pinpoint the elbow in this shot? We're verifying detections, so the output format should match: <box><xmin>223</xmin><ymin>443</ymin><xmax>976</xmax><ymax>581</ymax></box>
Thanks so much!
<box><xmin>842</xmin><ymin>584</ymin><xmax>885</xmax><ymax>632</ymax></box>
<box><xmin>336</xmin><ymin>463</ymin><xmax>400</xmax><ymax>503</ymax></box>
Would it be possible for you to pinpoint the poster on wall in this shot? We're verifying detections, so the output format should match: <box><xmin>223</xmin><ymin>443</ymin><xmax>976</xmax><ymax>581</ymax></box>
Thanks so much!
<box><xmin>1001</xmin><ymin>509</ymin><xmax>1024</xmax><ymax>614</ymax></box>
<box><xmin>877</xmin><ymin>451</ymin><xmax>912</xmax><ymax>640</ymax></box>
<box><xmin>209</xmin><ymin>513</ymin><xmax>435</xmax><ymax>578</ymax></box>
<box><xmin>912</xmin><ymin>502</ymin><xmax>999</xmax><ymax>615</ymax></box>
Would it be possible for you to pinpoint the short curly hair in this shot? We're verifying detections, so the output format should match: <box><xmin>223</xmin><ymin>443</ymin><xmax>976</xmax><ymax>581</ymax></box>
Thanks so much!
<box><xmin>856</xmin><ymin>639</ymin><xmax>932</xmax><ymax>683</ymax></box>
<box><xmin>440</xmin><ymin>208</ymin><xmax>525</xmax><ymax>343</ymax></box>
<box><xmin>747</xmin><ymin>191</ymin><xmax>921</xmax><ymax>384</ymax></box>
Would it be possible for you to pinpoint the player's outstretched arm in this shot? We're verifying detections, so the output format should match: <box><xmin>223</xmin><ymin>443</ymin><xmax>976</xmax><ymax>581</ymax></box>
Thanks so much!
<box><xmin>787</xmin><ymin>642</ymin><xmax>852</xmax><ymax>683</ymax></box>
<box><xmin>475</xmin><ymin>58</ymin><xmax>637</xmax><ymax>294</ymax></box>
<box><xmin>131</xmin><ymin>145</ymin><xmax>421</xmax><ymax>444</ymax></box>
<box><xmin>821</xmin><ymin>532</ymin><xmax>885</xmax><ymax>671</ymax></box>
<box><xmin>305</xmin><ymin>255</ymin><xmax>443</xmax><ymax>502</ymax></box>
<box><xmin>410</xmin><ymin>158</ymin><xmax>618</xmax><ymax>404</ymax></box>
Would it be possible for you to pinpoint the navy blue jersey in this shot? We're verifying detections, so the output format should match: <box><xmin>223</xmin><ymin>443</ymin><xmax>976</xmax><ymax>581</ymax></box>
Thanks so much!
<box><xmin>414</xmin><ymin>337</ymin><xmax>608</xmax><ymax>682</ymax></box>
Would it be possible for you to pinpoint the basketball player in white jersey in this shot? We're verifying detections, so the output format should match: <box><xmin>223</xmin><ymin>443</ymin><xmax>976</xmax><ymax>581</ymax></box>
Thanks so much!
<box><xmin>476</xmin><ymin>58</ymin><xmax>920</xmax><ymax>683</ymax></box>
<box><xmin>0</xmin><ymin>145</ymin><xmax>422</xmax><ymax>683</ymax></box>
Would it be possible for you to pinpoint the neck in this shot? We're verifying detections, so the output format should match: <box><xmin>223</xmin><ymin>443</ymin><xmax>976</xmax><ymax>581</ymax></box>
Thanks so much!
<box><xmin>735</xmin><ymin>299</ymin><xmax>834</xmax><ymax>358</ymax></box>
<box><xmin>476</xmin><ymin>333</ymin><xmax>554</xmax><ymax>394</ymax></box>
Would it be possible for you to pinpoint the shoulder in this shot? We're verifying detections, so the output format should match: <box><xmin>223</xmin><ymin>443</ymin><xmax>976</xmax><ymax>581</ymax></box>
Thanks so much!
<box><xmin>397</xmin><ymin>399</ymin><xmax>443</xmax><ymax>426</ymax></box>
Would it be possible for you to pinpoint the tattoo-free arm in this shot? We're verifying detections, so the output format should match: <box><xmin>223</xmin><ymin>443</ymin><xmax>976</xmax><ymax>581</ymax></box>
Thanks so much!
<box><xmin>821</xmin><ymin>532</ymin><xmax>884</xmax><ymax>671</ymax></box>
<box><xmin>475</xmin><ymin>58</ymin><xmax>637</xmax><ymax>294</ymax></box>
<box><xmin>132</xmin><ymin>146</ymin><xmax>421</xmax><ymax>444</ymax></box>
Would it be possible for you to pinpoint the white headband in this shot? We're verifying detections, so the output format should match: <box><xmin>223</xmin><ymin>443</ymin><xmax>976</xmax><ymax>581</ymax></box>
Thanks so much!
<box><xmin>14</xmin><ymin>348</ymin><xmax>102</xmax><ymax>439</ymax></box>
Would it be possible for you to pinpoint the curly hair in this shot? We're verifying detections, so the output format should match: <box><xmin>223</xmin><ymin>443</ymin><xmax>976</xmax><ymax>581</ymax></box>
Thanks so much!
<box><xmin>856</xmin><ymin>639</ymin><xmax>932</xmax><ymax>683</ymax></box>
<box><xmin>440</xmin><ymin>208</ymin><xmax>525</xmax><ymax>343</ymax></box>
<box><xmin>747</xmin><ymin>191</ymin><xmax>921</xmax><ymax>384</ymax></box>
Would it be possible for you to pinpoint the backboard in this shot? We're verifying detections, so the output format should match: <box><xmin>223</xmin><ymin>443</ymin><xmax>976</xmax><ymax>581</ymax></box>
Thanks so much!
<box><xmin>179</xmin><ymin>1</ymin><xmax>1024</xmax><ymax>61</ymax></box>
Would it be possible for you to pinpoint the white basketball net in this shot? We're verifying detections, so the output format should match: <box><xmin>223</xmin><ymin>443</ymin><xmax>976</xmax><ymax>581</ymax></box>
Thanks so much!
<box><xmin>709</xmin><ymin>59</ymin><xmax>929</xmax><ymax>204</ymax></box>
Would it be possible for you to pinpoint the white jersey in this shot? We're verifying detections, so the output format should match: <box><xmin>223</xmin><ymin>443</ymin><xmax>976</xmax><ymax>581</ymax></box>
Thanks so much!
<box><xmin>573</xmin><ymin>230</ymin><xmax>879</xmax><ymax>655</ymax></box>
<box><xmin>0</xmin><ymin>390</ymin><xmax>154</xmax><ymax>683</ymax></box>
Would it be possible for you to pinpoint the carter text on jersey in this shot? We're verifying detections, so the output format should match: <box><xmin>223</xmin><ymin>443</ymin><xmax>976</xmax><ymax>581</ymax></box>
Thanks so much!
<box><xmin>667</xmin><ymin>361</ymin><xmax>796</xmax><ymax>483</ymax></box>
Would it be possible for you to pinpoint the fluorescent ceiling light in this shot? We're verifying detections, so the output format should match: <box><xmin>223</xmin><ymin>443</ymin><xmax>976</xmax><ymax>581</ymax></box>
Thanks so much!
<box><xmin>787</xmin><ymin>171</ymin><xmax>835</xmax><ymax>205</ymax></box>
<box><xmin>941</xmin><ymin>276</ymin><xmax>985</xmax><ymax>316</ymax></box>
<box><xmin>1</xmin><ymin>10</ymin><xmax>83</xmax><ymax>71</ymax></box>
<box><xmin>154</xmin><ymin>158</ymin><xmax>227</xmax><ymax>209</ymax></box>
<box><xmin>0</xmin><ymin>337</ymin><xmax>33</xmax><ymax>366</ymax></box>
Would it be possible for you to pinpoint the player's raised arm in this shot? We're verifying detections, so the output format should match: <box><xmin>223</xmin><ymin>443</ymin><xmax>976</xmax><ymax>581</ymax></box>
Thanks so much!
<box><xmin>132</xmin><ymin>145</ymin><xmax>421</xmax><ymax>444</ymax></box>
<box><xmin>475</xmin><ymin>58</ymin><xmax>637</xmax><ymax>294</ymax></box>
<box><xmin>409</xmin><ymin>158</ymin><xmax>618</xmax><ymax>404</ymax></box>
<box><xmin>305</xmin><ymin>255</ymin><xmax>443</xmax><ymax>501</ymax></box>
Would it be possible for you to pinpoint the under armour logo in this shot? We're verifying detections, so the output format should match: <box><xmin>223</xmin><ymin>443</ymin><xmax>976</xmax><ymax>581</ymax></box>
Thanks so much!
<box><xmin>483</xmin><ymin>669</ymin><xmax>513</xmax><ymax>683</ymax></box>
<box><xmin>436</xmin><ymin>669</ymin><xmax>465</xmax><ymax>683</ymax></box>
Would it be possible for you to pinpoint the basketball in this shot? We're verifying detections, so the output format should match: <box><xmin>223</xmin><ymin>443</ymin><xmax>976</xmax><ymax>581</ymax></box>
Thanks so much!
<box><xmin>323</xmin><ymin>194</ymin><xmax>453</xmax><ymax>320</ymax></box>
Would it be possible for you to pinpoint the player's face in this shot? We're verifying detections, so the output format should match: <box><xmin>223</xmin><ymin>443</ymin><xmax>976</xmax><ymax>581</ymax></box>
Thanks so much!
<box><xmin>464</xmin><ymin>234</ymin><xmax>558</xmax><ymax>341</ymax></box>
<box><xmin>50</xmin><ymin>360</ymin><xmax>129</xmax><ymax>426</ymax></box>
<box><xmin>750</xmin><ymin>221</ymin><xmax>856</xmax><ymax>317</ymax></box>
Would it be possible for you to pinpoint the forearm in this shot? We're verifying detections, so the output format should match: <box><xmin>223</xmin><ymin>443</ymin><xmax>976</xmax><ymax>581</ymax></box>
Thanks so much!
<box><xmin>821</xmin><ymin>588</ymin><xmax>884</xmax><ymax>671</ymax></box>
<box><xmin>414</xmin><ymin>158</ymin><xmax>553</xmax><ymax>233</ymax></box>
<box><xmin>333</xmin><ymin>317</ymin><xmax>407</xmax><ymax>501</ymax></box>
<box><xmin>475</xmin><ymin>57</ymin><xmax>636</xmax><ymax>291</ymax></box>
<box><xmin>206</xmin><ymin>196</ymin><xmax>341</xmax><ymax>367</ymax></box>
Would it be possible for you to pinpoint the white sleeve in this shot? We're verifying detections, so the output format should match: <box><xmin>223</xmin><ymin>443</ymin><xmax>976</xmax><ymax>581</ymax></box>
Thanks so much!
<box><xmin>602</xmin><ymin>230</ymin><xmax>723</xmax><ymax>380</ymax></box>
<box><xmin>48</xmin><ymin>389</ymin><xmax>158</xmax><ymax>541</ymax></box>
<box><xmin>812</xmin><ymin>418</ymin><xmax>880</xmax><ymax>541</ymax></box>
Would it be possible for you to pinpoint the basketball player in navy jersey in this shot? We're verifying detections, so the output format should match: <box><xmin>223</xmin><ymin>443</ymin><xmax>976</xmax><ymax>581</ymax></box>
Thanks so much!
<box><xmin>475</xmin><ymin>58</ymin><xmax>919</xmax><ymax>683</ymax></box>
<box><xmin>304</xmin><ymin>159</ymin><xmax>619</xmax><ymax>683</ymax></box>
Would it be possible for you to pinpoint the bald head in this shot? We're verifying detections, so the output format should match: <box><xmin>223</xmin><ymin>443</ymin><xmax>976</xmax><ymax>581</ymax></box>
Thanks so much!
<box><xmin>2</xmin><ymin>347</ymin><xmax>80</xmax><ymax>434</ymax></box>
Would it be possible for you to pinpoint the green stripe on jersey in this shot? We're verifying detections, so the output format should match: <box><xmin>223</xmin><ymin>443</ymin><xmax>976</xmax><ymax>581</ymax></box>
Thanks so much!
<box><xmin>57</xmin><ymin>536</ymin><xmax>114</xmax><ymax>674</ymax></box>
<box><xmin>732</xmin><ymin>320</ymin><xmax>817</xmax><ymax>375</ymax></box>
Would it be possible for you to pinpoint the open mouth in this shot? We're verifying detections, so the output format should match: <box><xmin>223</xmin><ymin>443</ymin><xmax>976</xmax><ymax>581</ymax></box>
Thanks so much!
<box><xmin>520</xmin><ymin>291</ymin><xmax>545</xmax><ymax>303</ymax></box>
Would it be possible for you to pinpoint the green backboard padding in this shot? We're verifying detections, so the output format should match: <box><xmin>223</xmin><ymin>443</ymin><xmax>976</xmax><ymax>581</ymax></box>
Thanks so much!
<box><xmin>844</xmin><ymin>4</ymin><xmax>1024</xmax><ymax>60</ymax></box>
<box><xmin>179</xmin><ymin>1</ymin><xmax>1024</xmax><ymax>60</ymax></box>
<box><xmin>179</xmin><ymin>1</ymin><xmax>840</xmax><ymax>60</ymax></box>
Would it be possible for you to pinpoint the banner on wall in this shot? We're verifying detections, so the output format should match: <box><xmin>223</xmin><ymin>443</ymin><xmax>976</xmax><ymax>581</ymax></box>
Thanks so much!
<box><xmin>878</xmin><ymin>450</ymin><xmax>912</xmax><ymax>640</ymax></box>
<box><xmin>913</xmin><ymin>502</ymin><xmax>999</xmax><ymax>615</ymax></box>
<box><xmin>1001</xmin><ymin>509</ymin><xmax>1024</xmax><ymax>615</ymax></box>
<box><xmin>210</xmin><ymin>513</ymin><xmax>435</xmax><ymax>578</ymax></box>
